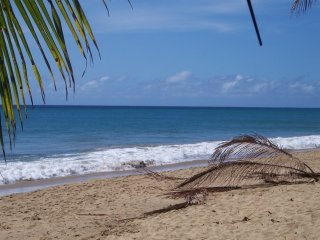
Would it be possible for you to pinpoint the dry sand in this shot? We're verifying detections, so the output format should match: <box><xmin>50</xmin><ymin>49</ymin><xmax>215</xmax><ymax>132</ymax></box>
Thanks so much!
<box><xmin>0</xmin><ymin>150</ymin><xmax>320</xmax><ymax>240</ymax></box>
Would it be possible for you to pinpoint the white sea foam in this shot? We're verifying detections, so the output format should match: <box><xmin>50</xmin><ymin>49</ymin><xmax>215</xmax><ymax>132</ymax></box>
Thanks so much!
<box><xmin>1</xmin><ymin>135</ymin><xmax>320</xmax><ymax>184</ymax></box>
<box><xmin>272</xmin><ymin>135</ymin><xmax>320</xmax><ymax>149</ymax></box>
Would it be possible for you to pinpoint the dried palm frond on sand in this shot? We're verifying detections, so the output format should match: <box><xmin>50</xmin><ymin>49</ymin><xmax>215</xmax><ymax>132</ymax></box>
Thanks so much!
<box><xmin>171</xmin><ymin>134</ymin><xmax>318</xmax><ymax>200</ymax></box>
<box><xmin>141</xmin><ymin>135</ymin><xmax>318</xmax><ymax>216</ymax></box>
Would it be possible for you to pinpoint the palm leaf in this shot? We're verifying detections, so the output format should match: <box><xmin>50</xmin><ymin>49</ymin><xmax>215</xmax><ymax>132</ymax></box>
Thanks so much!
<box><xmin>210</xmin><ymin>134</ymin><xmax>315</xmax><ymax>174</ymax></box>
<box><xmin>174</xmin><ymin>161</ymin><xmax>315</xmax><ymax>192</ymax></box>
<box><xmin>0</xmin><ymin>0</ymin><xmax>119</xmax><ymax>161</ymax></box>
<box><xmin>211</xmin><ymin>134</ymin><xmax>291</xmax><ymax>163</ymax></box>
<box><xmin>246</xmin><ymin>0</ymin><xmax>317</xmax><ymax>46</ymax></box>
<box><xmin>172</xmin><ymin>134</ymin><xmax>317</xmax><ymax>196</ymax></box>
<box><xmin>247</xmin><ymin>0</ymin><xmax>262</xmax><ymax>46</ymax></box>
<box><xmin>291</xmin><ymin>0</ymin><xmax>317</xmax><ymax>14</ymax></box>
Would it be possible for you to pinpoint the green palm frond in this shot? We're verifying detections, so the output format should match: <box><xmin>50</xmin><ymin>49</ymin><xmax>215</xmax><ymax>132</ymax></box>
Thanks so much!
<box><xmin>0</xmin><ymin>0</ymin><xmax>108</xmax><ymax>161</ymax></box>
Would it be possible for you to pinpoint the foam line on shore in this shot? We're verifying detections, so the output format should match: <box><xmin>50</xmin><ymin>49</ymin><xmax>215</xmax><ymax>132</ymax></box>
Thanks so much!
<box><xmin>1</xmin><ymin>135</ymin><xmax>320</xmax><ymax>185</ymax></box>
<box><xmin>0</xmin><ymin>159</ymin><xmax>209</xmax><ymax>196</ymax></box>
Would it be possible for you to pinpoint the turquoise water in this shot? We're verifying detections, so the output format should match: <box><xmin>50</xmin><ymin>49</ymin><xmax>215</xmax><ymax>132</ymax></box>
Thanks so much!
<box><xmin>1</xmin><ymin>106</ymin><xmax>320</xmax><ymax>183</ymax></box>
<box><xmin>8</xmin><ymin>106</ymin><xmax>320</xmax><ymax>155</ymax></box>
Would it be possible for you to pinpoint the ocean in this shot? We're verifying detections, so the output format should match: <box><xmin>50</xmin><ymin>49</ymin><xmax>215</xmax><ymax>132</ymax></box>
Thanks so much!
<box><xmin>1</xmin><ymin>106</ymin><xmax>320</xmax><ymax>184</ymax></box>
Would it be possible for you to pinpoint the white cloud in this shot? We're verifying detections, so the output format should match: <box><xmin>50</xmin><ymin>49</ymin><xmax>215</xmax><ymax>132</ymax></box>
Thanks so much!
<box><xmin>235</xmin><ymin>74</ymin><xmax>244</xmax><ymax>81</ymax></box>
<box><xmin>114</xmin><ymin>76</ymin><xmax>128</xmax><ymax>82</ymax></box>
<box><xmin>166</xmin><ymin>71</ymin><xmax>192</xmax><ymax>83</ymax></box>
<box><xmin>222</xmin><ymin>81</ymin><xmax>238</xmax><ymax>92</ymax></box>
<box><xmin>81</xmin><ymin>80</ymin><xmax>98</xmax><ymax>91</ymax></box>
<box><xmin>100</xmin><ymin>76</ymin><xmax>110</xmax><ymax>82</ymax></box>
<box><xmin>71</xmin><ymin>73</ymin><xmax>319</xmax><ymax>104</ymax></box>
<box><xmin>290</xmin><ymin>83</ymin><xmax>315</xmax><ymax>93</ymax></box>
<box><xmin>220</xmin><ymin>75</ymin><xmax>280</xmax><ymax>95</ymax></box>
<box><xmin>79</xmin><ymin>75</ymin><xmax>113</xmax><ymax>92</ymax></box>
<box><xmin>252</xmin><ymin>83</ymin><xmax>269</xmax><ymax>93</ymax></box>
<box><xmin>93</xmin><ymin>1</ymin><xmax>243</xmax><ymax>33</ymax></box>
<box><xmin>221</xmin><ymin>74</ymin><xmax>243</xmax><ymax>92</ymax></box>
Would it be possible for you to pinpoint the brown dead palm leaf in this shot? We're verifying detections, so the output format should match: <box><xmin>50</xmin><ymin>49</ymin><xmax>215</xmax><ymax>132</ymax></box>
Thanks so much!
<box><xmin>210</xmin><ymin>134</ymin><xmax>315</xmax><ymax>177</ymax></box>
<box><xmin>172</xmin><ymin>134</ymin><xmax>318</xmax><ymax>196</ymax></box>
<box><xmin>174</xmin><ymin>161</ymin><xmax>315</xmax><ymax>192</ymax></box>
<box><xmin>139</xmin><ymin>167</ymin><xmax>186</xmax><ymax>181</ymax></box>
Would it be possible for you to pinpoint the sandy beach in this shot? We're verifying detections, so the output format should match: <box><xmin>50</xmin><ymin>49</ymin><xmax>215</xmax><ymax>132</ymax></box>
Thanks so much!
<box><xmin>0</xmin><ymin>149</ymin><xmax>320</xmax><ymax>240</ymax></box>
<box><xmin>0</xmin><ymin>1</ymin><xmax>319</xmax><ymax>239</ymax></box>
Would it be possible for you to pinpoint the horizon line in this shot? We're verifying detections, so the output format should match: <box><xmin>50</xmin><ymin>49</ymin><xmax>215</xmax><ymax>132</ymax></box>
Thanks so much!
<box><xmin>10</xmin><ymin>104</ymin><xmax>320</xmax><ymax>109</ymax></box>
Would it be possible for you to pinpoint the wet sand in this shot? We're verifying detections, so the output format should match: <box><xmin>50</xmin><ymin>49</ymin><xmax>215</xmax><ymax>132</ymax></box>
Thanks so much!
<box><xmin>0</xmin><ymin>150</ymin><xmax>319</xmax><ymax>239</ymax></box>
<box><xmin>0</xmin><ymin>159</ymin><xmax>209</xmax><ymax>196</ymax></box>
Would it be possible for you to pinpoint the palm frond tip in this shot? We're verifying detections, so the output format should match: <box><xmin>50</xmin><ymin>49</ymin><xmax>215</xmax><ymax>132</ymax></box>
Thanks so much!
<box><xmin>291</xmin><ymin>0</ymin><xmax>317</xmax><ymax>14</ymax></box>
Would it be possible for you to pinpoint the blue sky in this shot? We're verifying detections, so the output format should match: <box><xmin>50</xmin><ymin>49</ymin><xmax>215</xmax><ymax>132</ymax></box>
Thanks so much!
<box><xmin>30</xmin><ymin>0</ymin><xmax>320</xmax><ymax>107</ymax></box>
